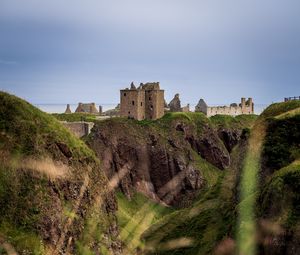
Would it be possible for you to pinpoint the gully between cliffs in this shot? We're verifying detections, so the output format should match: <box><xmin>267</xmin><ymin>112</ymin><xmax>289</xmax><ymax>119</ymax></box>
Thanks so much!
<box><xmin>87</xmin><ymin>117</ymin><xmax>244</xmax><ymax>207</ymax></box>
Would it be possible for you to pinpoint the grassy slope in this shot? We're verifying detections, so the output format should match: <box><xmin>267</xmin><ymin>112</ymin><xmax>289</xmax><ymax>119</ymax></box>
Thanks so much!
<box><xmin>0</xmin><ymin>92</ymin><xmax>114</xmax><ymax>254</ymax></box>
<box><xmin>116</xmin><ymin>192</ymin><xmax>173</xmax><ymax>253</ymax></box>
<box><xmin>237</xmin><ymin>101</ymin><xmax>300</xmax><ymax>254</ymax></box>
<box><xmin>257</xmin><ymin>102</ymin><xmax>300</xmax><ymax>234</ymax></box>
<box><xmin>52</xmin><ymin>113</ymin><xmax>97</xmax><ymax>123</ymax></box>
<box><xmin>142</xmin><ymin>102</ymin><xmax>300</xmax><ymax>255</ymax></box>
<box><xmin>0</xmin><ymin>93</ymin><xmax>94</xmax><ymax>159</ymax></box>
<box><xmin>210</xmin><ymin>114</ymin><xmax>257</xmax><ymax>130</ymax></box>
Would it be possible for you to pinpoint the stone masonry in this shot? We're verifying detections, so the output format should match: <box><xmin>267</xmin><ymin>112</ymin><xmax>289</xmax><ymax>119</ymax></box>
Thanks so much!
<box><xmin>196</xmin><ymin>97</ymin><xmax>254</xmax><ymax>117</ymax></box>
<box><xmin>61</xmin><ymin>121</ymin><xmax>94</xmax><ymax>138</ymax></box>
<box><xmin>120</xmin><ymin>82</ymin><xmax>165</xmax><ymax>120</ymax></box>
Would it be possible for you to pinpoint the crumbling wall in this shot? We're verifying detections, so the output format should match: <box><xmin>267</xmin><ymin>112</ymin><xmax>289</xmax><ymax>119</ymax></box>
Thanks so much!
<box><xmin>61</xmin><ymin>121</ymin><xmax>94</xmax><ymax>138</ymax></box>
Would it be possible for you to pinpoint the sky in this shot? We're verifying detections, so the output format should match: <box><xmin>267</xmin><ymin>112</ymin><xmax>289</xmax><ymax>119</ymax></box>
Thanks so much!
<box><xmin>0</xmin><ymin>0</ymin><xmax>299</xmax><ymax>105</ymax></box>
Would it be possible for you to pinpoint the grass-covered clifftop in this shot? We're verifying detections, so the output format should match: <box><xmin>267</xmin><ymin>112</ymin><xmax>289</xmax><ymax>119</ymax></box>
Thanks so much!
<box><xmin>0</xmin><ymin>92</ymin><xmax>121</xmax><ymax>254</ymax></box>
<box><xmin>52</xmin><ymin>113</ymin><xmax>97</xmax><ymax>123</ymax></box>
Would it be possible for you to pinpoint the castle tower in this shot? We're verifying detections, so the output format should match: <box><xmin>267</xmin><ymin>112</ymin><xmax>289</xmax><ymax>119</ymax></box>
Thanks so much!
<box><xmin>120</xmin><ymin>82</ymin><xmax>146</xmax><ymax>120</ymax></box>
<box><xmin>241</xmin><ymin>97</ymin><xmax>246</xmax><ymax>110</ymax></box>
<box><xmin>144</xmin><ymin>82</ymin><xmax>164</xmax><ymax>120</ymax></box>
<box><xmin>120</xmin><ymin>82</ymin><xmax>164</xmax><ymax>120</ymax></box>
<box><xmin>247</xmin><ymin>97</ymin><xmax>254</xmax><ymax>114</ymax></box>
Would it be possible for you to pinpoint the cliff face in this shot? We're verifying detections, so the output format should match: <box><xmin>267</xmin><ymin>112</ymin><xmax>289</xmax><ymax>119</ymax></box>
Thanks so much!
<box><xmin>0</xmin><ymin>92</ymin><xmax>122</xmax><ymax>254</ymax></box>
<box><xmin>141</xmin><ymin>102</ymin><xmax>300</xmax><ymax>255</ymax></box>
<box><xmin>88</xmin><ymin>113</ymin><xmax>252</xmax><ymax>207</ymax></box>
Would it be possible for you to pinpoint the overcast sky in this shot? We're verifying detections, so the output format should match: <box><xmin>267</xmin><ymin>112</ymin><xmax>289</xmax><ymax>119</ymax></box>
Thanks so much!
<box><xmin>0</xmin><ymin>0</ymin><xmax>299</xmax><ymax>105</ymax></box>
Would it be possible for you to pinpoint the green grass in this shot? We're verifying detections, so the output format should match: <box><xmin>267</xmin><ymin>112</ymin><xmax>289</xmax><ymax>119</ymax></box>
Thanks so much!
<box><xmin>134</xmin><ymin>112</ymin><xmax>209</xmax><ymax>137</ymax></box>
<box><xmin>263</xmin><ymin>115</ymin><xmax>300</xmax><ymax>171</ymax></box>
<box><xmin>236</xmin><ymin>119</ymin><xmax>266</xmax><ymax>255</ymax></box>
<box><xmin>259</xmin><ymin>161</ymin><xmax>300</xmax><ymax>225</ymax></box>
<box><xmin>0</xmin><ymin>221</ymin><xmax>44</xmax><ymax>255</ymax></box>
<box><xmin>236</xmin><ymin>101</ymin><xmax>300</xmax><ymax>255</ymax></box>
<box><xmin>0</xmin><ymin>92</ymin><xmax>115</xmax><ymax>254</ymax></box>
<box><xmin>210</xmin><ymin>114</ymin><xmax>257</xmax><ymax>129</ymax></box>
<box><xmin>117</xmin><ymin>192</ymin><xmax>173</xmax><ymax>253</ymax></box>
<box><xmin>192</xmin><ymin>151</ymin><xmax>221</xmax><ymax>190</ymax></box>
<box><xmin>0</xmin><ymin>91</ymin><xmax>96</xmax><ymax>160</ymax></box>
<box><xmin>142</xmin><ymin>140</ymin><xmax>247</xmax><ymax>255</ymax></box>
<box><xmin>261</xmin><ymin>100</ymin><xmax>300</xmax><ymax>118</ymax></box>
<box><xmin>52</xmin><ymin>113</ymin><xmax>97</xmax><ymax>122</ymax></box>
<box><xmin>143</xmin><ymin>173</ymin><xmax>235</xmax><ymax>255</ymax></box>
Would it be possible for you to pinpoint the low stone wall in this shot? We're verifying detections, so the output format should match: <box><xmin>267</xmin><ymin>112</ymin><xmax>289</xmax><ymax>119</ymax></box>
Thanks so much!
<box><xmin>61</xmin><ymin>121</ymin><xmax>94</xmax><ymax>138</ymax></box>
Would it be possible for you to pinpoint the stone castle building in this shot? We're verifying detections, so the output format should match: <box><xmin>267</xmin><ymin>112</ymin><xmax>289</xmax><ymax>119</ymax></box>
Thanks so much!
<box><xmin>167</xmin><ymin>93</ymin><xmax>190</xmax><ymax>113</ymax></box>
<box><xmin>64</xmin><ymin>103</ymin><xmax>102</xmax><ymax>114</ymax></box>
<box><xmin>196</xmin><ymin>97</ymin><xmax>254</xmax><ymax>117</ymax></box>
<box><xmin>75</xmin><ymin>103</ymin><xmax>99</xmax><ymax>114</ymax></box>
<box><xmin>120</xmin><ymin>82</ymin><xmax>165</xmax><ymax>120</ymax></box>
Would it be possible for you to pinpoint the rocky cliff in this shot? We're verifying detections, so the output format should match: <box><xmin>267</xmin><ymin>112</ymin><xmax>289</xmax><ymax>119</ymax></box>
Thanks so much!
<box><xmin>0</xmin><ymin>92</ymin><xmax>122</xmax><ymax>254</ymax></box>
<box><xmin>87</xmin><ymin>113</ymin><xmax>255</xmax><ymax>208</ymax></box>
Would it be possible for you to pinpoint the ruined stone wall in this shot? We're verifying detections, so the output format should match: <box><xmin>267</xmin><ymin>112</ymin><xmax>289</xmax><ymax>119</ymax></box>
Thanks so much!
<box><xmin>204</xmin><ymin>98</ymin><xmax>254</xmax><ymax>117</ymax></box>
<box><xmin>61</xmin><ymin>122</ymin><xmax>94</xmax><ymax>138</ymax></box>
<box><xmin>120</xmin><ymin>89</ymin><xmax>146</xmax><ymax>120</ymax></box>
<box><xmin>206</xmin><ymin>106</ymin><xmax>243</xmax><ymax>117</ymax></box>
<box><xmin>145</xmin><ymin>90</ymin><xmax>165</xmax><ymax>120</ymax></box>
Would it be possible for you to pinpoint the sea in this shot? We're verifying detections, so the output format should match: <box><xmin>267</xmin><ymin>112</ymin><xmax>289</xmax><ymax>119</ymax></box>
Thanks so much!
<box><xmin>35</xmin><ymin>103</ymin><xmax>269</xmax><ymax>115</ymax></box>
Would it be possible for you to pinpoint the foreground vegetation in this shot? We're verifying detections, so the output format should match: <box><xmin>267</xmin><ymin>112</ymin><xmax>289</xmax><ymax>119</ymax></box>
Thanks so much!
<box><xmin>141</xmin><ymin>101</ymin><xmax>300</xmax><ymax>255</ymax></box>
<box><xmin>0</xmin><ymin>92</ymin><xmax>118</xmax><ymax>254</ymax></box>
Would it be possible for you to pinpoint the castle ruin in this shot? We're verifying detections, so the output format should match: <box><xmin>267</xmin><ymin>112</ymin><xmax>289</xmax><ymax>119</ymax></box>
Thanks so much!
<box><xmin>167</xmin><ymin>93</ymin><xmax>190</xmax><ymax>113</ymax></box>
<box><xmin>196</xmin><ymin>97</ymin><xmax>254</xmax><ymax>117</ymax></box>
<box><xmin>75</xmin><ymin>103</ymin><xmax>99</xmax><ymax>114</ymax></box>
<box><xmin>120</xmin><ymin>82</ymin><xmax>165</xmax><ymax>120</ymax></box>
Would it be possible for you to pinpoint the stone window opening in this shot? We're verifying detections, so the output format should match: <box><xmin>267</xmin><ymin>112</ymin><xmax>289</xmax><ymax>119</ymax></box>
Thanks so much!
<box><xmin>132</xmin><ymin>101</ymin><xmax>135</xmax><ymax>105</ymax></box>
<box><xmin>124</xmin><ymin>93</ymin><xmax>127</xmax><ymax>97</ymax></box>
<box><xmin>141</xmin><ymin>102</ymin><xmax>143</xmax><ymax>106</ymax></box>
<box><xmin>150</xmin><ymin>105</ymin><xmax>153</xmax><ymax>110</ymax></box>
<box><xmin>149</xmin><ymin>96</ymin><xmax>152</xmax><ymax>101</ymax></box>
